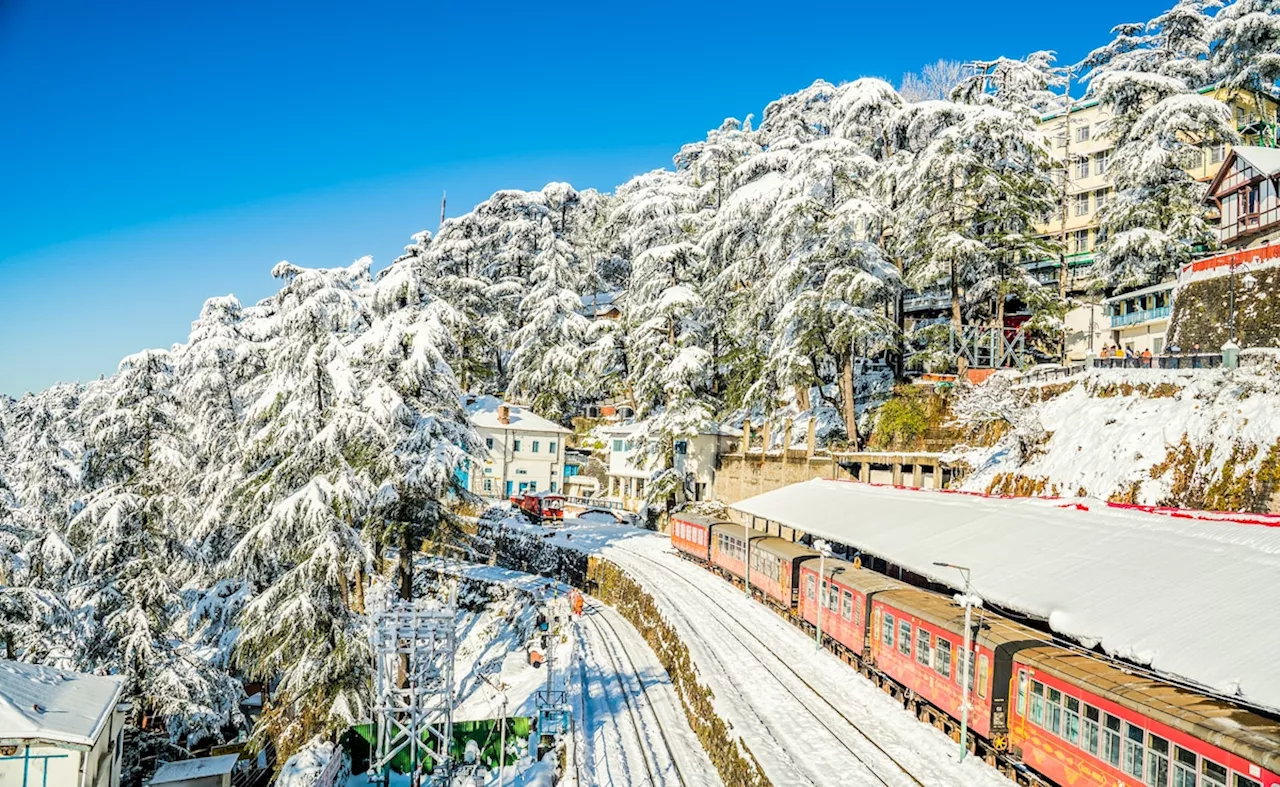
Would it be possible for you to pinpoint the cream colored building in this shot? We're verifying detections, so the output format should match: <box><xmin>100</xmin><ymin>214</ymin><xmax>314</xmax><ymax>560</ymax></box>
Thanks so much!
<box><xmin>465</xmin><ymin>395</ymin><xmax>570</xmax><ymax>500</ymax></box>
<box><xmin>0</xmin><ymin>660</ymin><xmax>126</xmax><ymax>787</ymax></box>
<box><xmin>603</xmin><ymin>422</ymin><xmax>740</xmax><ymax>510</ymax></box>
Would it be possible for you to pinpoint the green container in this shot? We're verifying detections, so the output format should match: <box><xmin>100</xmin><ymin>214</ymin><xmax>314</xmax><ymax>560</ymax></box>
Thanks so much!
<box><xmin>345</xmin><ymin>717</ymin><xmax>531</xmax><ymax>776</ymax></box>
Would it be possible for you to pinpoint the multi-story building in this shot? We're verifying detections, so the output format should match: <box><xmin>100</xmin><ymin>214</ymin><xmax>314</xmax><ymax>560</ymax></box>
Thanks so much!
<box><xmin>1204</xmin><ymin>145</ymin><xmax>1280</xmax><ymax>249</ymax></box>
<box><xmin>602</xmin><ymin>422</ymin><xmax>740</xmax><ymax>510</ymax></box>
<box><xmin>464</xmin><ymin>395</ymin><xmax>570</xmax><ymax>500</ymax></box>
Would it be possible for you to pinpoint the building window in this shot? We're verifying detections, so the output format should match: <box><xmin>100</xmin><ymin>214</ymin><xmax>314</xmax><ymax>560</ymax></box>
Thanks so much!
<box><xmin>1095</xmin><ymin>148</ymin><xmax>1110</xmax><ymax>174</ymax></box>
<box><xmin>531</xmin><ymin>440</ymin><xmax>541</xmax><ymax>453</ymax></box>
<box><xmin>1240</xmin><ymin>183</ymin><xmax>1261</xmax><ymax>218</ymax></box>
<box><xmin>1103</xmin><ymin>714</ymin><xmax>1122</xmax><ymax>767</ymax></box>
<box><xmin>513</xmin><ymin>439</ymin><xmax>522</xmax><ymax>452</ymax></box>
<box><xmin>1123</xmin><ymin>723</ymin><xmax>1145</xmax><ymax>779</ymax></box>
<box><xmin>612</xmin><ymin>439</ymin><xmax>625</xmax><ymax>452</ymax></box>
<box><xmin>1096</xmin><ymin>189</ymin><xmax>1109</xmax><ymax>211</ymax></box>
<box><xmin>1210</xmin><ymin>143</ymin><xmax>1225</xmax><ymax>164</ymax></box>
<box><xmin>915</xmin><ymin>628</ymin><xmax>932</xmax><ymax>667</ymax></box>
<box><xmin>934</xmin><ymin>638</ymin><xmax>952</xmax><ymax>678</ymax></box>
<box><xmin>516</xmin><ymin>469</ymin><xmax>528</xmax><ymax>475</ymax></box>
<box><xmin>1082</xmin><ymin>705</ymin><xmax>1100</xmax><ymax>756</ymax></box>
<box><xmin>549</xmin><ymin>441</ymin><xmax>557</xmax><ymax>454</ymax></box>
<box><xmin>484</xmin><ymin>479</ymin><xmax>493</xmax><ymax>492</ymax></box>
<box><xmin>550</xmin><ymin>481</ymin><xmax>557</xmax><ymax>492</ymax></box>
<box><xmin>898</xmin><ymin>621</ymin><xmax>912</xmax><ymax>656</ymax></box>
<box><xmin>1075</xmin><ymin>192</ymin><xmax>1090</xmax><ymax>216</ymax></box>
<box><xmin>485</xmin><ymin>437</ymin><xmax>494</xmax><ymax>450</ymax></box>
<box><xmin>1074</xmin><ymin>229</ymin><xmax>1091</xmax><ymax>253</ymax></box>
<box><xmin>882</xmin><ymin>612</ymin><xmax>895</xmax><ymax>647</ymax></box>
<box><xmin>1076</xmin><ymin>156</ymin><xmax>1090</xmax><ymax>179</ymax></box>
<box><xmin>1077</xmin><ymin>125</ymin><xmax>1091</xmax><ymax>143</ymax></box>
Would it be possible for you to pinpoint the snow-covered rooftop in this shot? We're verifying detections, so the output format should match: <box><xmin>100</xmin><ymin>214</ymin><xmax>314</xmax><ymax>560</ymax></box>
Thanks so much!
<box><xmin>0</xmin><ymin>660</ymin><xmax>123</xmax><ymax>747</ymax></box>
<box><xmin>465</xmin><ymin>395</ymin><xmax>570</xmax><ymax>435</ymax></box>
<box><xmin>730</xmin><ymin>479</ymin><xmax>1280</xmax><ymax>712</ymax></box>
<box><xmin>150</xmin><ymin>753</ymin><xmax>240</xmax><ymax>784</ymax></box>
<box><xmin>1232</xmin><ymin>145</ymin><xmax>1280</xmax><ymax>178</ymax></box>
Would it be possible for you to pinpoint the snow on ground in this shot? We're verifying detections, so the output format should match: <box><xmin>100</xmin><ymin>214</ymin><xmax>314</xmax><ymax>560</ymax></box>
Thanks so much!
<box><xmin>959</xmin><ymin>366</ymin><xmax>1280</xmax><ymax>504</ymax></box>
<box><xmin>426</xmin><ymin>555</ymin><xmax>718</xmax><ymax>787</ymax></box>
<box><xmin>492</xmin><ymin>515</ymin><xmax>1011</xmax><ymax>787</ymax></box>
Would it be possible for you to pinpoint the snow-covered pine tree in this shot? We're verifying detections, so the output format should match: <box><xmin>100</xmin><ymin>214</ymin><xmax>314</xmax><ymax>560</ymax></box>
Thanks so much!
<box><xmin>1210</xmin><ymin>0</ymin><xmax>1280</xmax><ymax>146</ymax></box>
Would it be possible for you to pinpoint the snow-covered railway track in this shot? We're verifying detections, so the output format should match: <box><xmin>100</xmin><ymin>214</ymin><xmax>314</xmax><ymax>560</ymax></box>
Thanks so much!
<box><xmin>610</xmin><ymin>543</ymin><xmax>929</xmax><ymax>787</ymax></box>
<box><xmin>579</xmin><ymin>601</ymin><xmax>688</xmax><ymax>787</ymax></box>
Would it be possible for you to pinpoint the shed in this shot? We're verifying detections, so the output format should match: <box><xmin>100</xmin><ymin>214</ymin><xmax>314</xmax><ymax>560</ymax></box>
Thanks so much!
<box><xmin>147</xmin><ymin>753</ymin><xmax>239</xmax><ymax>787</ymax></box>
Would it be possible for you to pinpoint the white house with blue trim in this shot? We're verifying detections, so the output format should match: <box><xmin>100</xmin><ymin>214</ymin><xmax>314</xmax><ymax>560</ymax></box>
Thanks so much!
<box><xmin>465</xmin><ymin>395</ymin><xmax>571</xmax><ymax>500</ymax></box>
<box><xmin>0</xmin><ymin>659</ymin><xmax>126</xmax><ymax>787</ymax></box>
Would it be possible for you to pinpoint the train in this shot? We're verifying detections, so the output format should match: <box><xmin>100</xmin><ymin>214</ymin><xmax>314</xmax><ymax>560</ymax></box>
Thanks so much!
<box><xmin>512</xmin><ymin>491</ymin><xmax>565</xmax><ymax>524</ymax></box>
<box><xmin>669</xmin><ymin>512</ymin><xmax>1280</xmax><ymax>787</ymax></box>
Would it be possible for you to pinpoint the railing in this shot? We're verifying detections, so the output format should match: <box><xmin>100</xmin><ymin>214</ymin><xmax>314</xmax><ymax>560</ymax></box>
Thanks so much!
<box><xmin>313</xmin><ymin>745</ymin><xmax>344</xmax><ymax>787</ymax></box>
<box><xmin>1180</xmin><ymin>244</ymin><xmax>1280</xmax><ymax>278</ymax></box>
<box><xmin>564</xmin><ymin>496</ymin><xmax>624</xmax><ymax>511</ymax></box>
<box><xmin>1018</xmin><ymin>364</ymin><xmax>1087</xmax><ymax>384</ymax></box>
<box><xmin>1092</xmin><ymin>354</ymin><xmax>1223</xmax><ymax>370</ymax></box>
<box><xmin>1110</xmin><ymin>305</ymin><xmax>1171</xmax><ymax>328</ymax></box>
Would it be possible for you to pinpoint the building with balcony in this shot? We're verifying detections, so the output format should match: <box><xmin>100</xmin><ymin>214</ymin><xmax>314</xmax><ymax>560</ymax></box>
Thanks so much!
<box><xmin>1205</xmin><ymin>145</ymin><xmax>1280</xmax><ymax>249</ymax></box>
<box><xmin>464</xmin><ymin>395</ymin><xmax>570</xmax><ymax>500</ymax></box>
<box><xmin>1102</xmin><ymin>281</ymin><xmax>1175</xmax><ymax>355</ymax></box>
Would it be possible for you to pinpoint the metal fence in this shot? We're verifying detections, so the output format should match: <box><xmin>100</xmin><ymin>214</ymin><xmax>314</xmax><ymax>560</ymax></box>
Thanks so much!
<box><xmin>1092</xmin><ymin>354</ymin><xmax>1224</xmax><ymax>370</ymax></box>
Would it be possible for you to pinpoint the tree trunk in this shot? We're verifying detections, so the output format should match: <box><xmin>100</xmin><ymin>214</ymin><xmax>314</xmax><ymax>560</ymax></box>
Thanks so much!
<box><xmin>838</xmin><ymin>355</ymin><xmax>860</xmax><ymax>450</ymax></box>
<box><xmin>354</xmin><ymin>565</ymin><xmax>366</xmax><ymax>613</ymax></box>
<box><xmin>398</xmin><ymin>530</ymin><xmax>414</xmax><ymax>601</ymax></box>
<box><xmin>950</xmin><ymin>260</ymin><xmax>962</xmax><ymax>326</ymax></box>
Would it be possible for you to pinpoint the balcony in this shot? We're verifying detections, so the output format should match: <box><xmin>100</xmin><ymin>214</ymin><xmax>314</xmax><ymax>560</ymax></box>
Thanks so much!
<box><xmin>1111</xmin><ymin>304</ymin><xmax>1171</xmax><ymax>328</ymax></box>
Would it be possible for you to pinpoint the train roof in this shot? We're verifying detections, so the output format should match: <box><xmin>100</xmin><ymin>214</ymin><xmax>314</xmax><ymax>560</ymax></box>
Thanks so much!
<box><xmin>710</xmin><ymin>521</ymin><xmax>769</xmax><ymax>540</ymax></box>
<box><xmin>754</xmin><ymin>536</ymin><xmax>819</xmax><ymax>562</ymax></box>
<box><xmin>875</xmin><ymin>588</ymin><xmax>1045</xmax><ymax>651</ymax></box>
<box><xmin>670</xmin><ymin>511</ymin><xmax>729</xmax><ymax>528</ymax></box>
<box><xmin>1018</xmin><ymin>647</ymin><xmax>1280</xmax><ymax>772</ymax></box>
<box><xmin>801</xmin><ymin>559</ymin><xmax>912</xmax><ymax>595</ymax></box>
<box><xmin>731</xmin><ymin>479</ymin><xmax>1280</xmax><ymax>712</ymax></box>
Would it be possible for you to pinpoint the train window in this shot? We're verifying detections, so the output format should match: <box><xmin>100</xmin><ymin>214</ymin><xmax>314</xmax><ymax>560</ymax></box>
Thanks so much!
<box><xmin>1016</xmin><ymin>671</ymin><xmax>1027</xmax><ymax>716</ymax></box>
<box><xmin>915</xmin><ymin>628</ymin><xmax>932</xmax><ymax>667</ymax></box>
<box><xmin>1082</xmin><ymin>705</ymin><xmax>1100</xmax><ymax>756</ymax></box>
<box><xmin>883</xmin><ymin>613</ymin><xmax>895</xmax><ymax>647</ymax></box>
<box><xmin>1233</xmin><ymin>775</ymin><xmax>1260</xmax><ymax>787</ymax></box>
<box><xmin>1124</xmin><ymin>723</ymin><xmax>1146</xmax><ymax>779</ymax></box>
<box><xmin>898</xmin><ymin>621</ymin><xmax>912</xmax><ymax>656</ymax></box>
<box><xmin>806</xmin><ymin>575</ymin><xmax>815</xmax><ymax>600</ymax></box>
<box><xmin>1045</xmin><ymin>688</ymin><xmax>1063</xmax><ymax>736</ymax></box>
<box><xmin>1172</xmin><ymin>746</ymin><xmax>1195</xmax><ymax>787</ymax></box>
<box><xmin>1030</xmin><ymin>681</ymin><xmax>1045</xmax><ymax>725</ymax></box>
<box><xmin>934</xmin><ymin>638</ymin><xmax>952</xmax><ymax>678</ymax></box>
<box><xmin>1103</xmin><ymin>714</ymin><xmax>1122</xmax><ymax>767</ymax></box>
<box><xmin>841</xmin><ymin>590</ymin><xmax>853</xmax><ymax>620</ymax></box>
<box><xmin>1201</xmin><ymin>759</ymin><xmax>1228</xmax><ymax>787</ymax></box>
<box><xmin>1063</xmin><ymin>696</ymin><xmax>1081</xmax><ymax>746</ymax></box>
<box><xmin>977</xmin><ymin>655</ymin><xmax>989</xmax><ymax>699</ymax></box>
<box><xmin>827</xmin><ymin>583</ymin><xmax>839</xmax><ymax>611</ymax></box>
<box><xmin>1147</xmin><ymin>734</ymin><xmax>1170</xmax><ymax>786</ymax></box>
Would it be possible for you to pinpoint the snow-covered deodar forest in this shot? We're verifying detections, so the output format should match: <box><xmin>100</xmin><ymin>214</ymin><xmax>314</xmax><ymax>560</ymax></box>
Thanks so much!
<box><xmin>1</xmin><ymin>0</ymin><xmax>1277</xmax><ymax>781</ymax></box>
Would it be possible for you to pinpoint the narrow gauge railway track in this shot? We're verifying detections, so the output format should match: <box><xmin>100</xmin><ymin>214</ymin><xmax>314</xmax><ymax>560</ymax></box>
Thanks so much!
<box><xmin>579</xmin><ymin>600</ymin><xmax>689</xmax><ymax>787</ymax></box>
<box><xmin>608</xmin><ymin>543</ymin><xmax>928</xmax><ymax>787</ymax></box>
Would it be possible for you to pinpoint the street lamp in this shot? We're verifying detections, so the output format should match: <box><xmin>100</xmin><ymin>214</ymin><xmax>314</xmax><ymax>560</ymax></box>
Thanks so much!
<box><xmin>477</xmin><ymin>669</ymin><xmax>509</xmax><ymax>787</ymax></box>
<box><xmin>814</xmin><ymin>540</ymin><xmax>833</xmax><ymax>650</ymax></box>
<box><xmin>744</xmin><ymin>520</ymin><xmax>752</xmax><ymax>598</ymax></box>
<box><xmin>933</xmin><ymin>561</ymin><xmax>979</xmax><ymax>764</ymax></box>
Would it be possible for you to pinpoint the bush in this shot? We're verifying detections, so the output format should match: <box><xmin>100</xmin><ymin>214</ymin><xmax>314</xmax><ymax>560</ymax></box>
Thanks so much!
<box><xmin>870</xmin><ymin>395</ymin><xmax>928</xmax><ymax>450</ymax></box>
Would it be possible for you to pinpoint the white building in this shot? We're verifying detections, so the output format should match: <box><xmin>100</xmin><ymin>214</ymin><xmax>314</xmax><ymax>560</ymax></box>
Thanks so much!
<box><xmin>1102</xmin><ymin>280</ymin><xmax>1175</xmax><ymax>355</ymax></box>
<box><xmin>0</xmin><ymin>660</ymin><xmax>126</xmax><ymax>787</ymax></box>
<box><xmin>465</xmin><ymin>395</ymin><xmax>570</xmax><ymax>500</ymax></box>
<box><xmin>602</xmin><ymin>422</ymin><xmax>740</xmax><ymax>509</ymax></box>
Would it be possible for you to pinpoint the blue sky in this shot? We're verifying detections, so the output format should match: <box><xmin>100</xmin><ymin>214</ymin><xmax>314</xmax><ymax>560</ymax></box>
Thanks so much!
<box><xmin>0</xmin><ymin>0</ymin><xmax>1169</xmax><ymax>396</ymax></box>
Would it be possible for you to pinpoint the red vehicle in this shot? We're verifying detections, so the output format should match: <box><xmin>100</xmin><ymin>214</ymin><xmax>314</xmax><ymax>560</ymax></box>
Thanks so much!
<box><xmin>709</xmin><ymin>523</ymin><xmax>767</xmax><ymax>583</ymax></box>
<box><xmin>1009</xmin><ymin>647</ymin><xmax>1280</xmax><ymax>787</ymax></box>
<box><xmin>798</xmin><ymin>559</ymin><xmax>908</xmax><ymax>663</ymax></box>
<box><xmin>670</xmin><ymin>513</ymin><xmax>719</xmax><ymax>562</ymax></box>
<box><xmin>512</xmin><ymin>491</ymin><xmax>564</xmax><ymax>524</ymax></box>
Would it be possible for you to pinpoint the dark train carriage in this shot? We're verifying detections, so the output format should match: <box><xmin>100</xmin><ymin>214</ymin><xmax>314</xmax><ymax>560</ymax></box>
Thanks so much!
<box><xmin>798</xmin><ymin>560</ymin><xmax>909</xmax><ymax>660</ymax></box>
<box><xmin>869</xmin><ymin>589</ymin><xmax>1041</xmax><ymax>746</ymax></box>
<box><xmin>1010</xmin><ymin>647</ymin><xmax>1280</xmax><ymax>787</ymax></box>
<box><xmin>669</xmin><ymin>512</ymin><xmax>720</xmax><ymax>563</ymax></box>
<box><xmin>746</xmin><ymin>537</ymin><xmax>818</xmax><ymax>609</ymax></box>
<box><xmin>709</xmin><ymin>523</ymin><xmax>768</xmax><ymax>584</ymax></box>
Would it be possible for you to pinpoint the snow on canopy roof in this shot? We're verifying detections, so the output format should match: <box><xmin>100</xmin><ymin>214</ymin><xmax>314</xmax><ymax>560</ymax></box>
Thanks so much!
<box><xmin>149</xmin><ymin>753</ymin><xmax>240</xmax><ymax>783</ymax></box>
<box><xmin>465</xmin><ymin>395</ymin><xmax>569</xmax><ymax>434</ymax></box>
<box><xmin>0</xmin><ymin>660</ymin><xmax>123</xmax><ymax>746</ymax></box>
<box><xmin>1231</xmin><ymin>145</ymin><xmax>1280</xmax><ymax>178</ymax></box>
<box><xmin>730</xmin><ymin>479</ymin><xmax>1280</xmax><ymax>712</ymax></box>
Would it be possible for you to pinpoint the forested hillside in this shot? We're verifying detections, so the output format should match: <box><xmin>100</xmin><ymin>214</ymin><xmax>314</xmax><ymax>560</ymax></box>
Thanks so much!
<box><xmin>0</xmin><ymin>0</ymin><xmax>1276</xmax><ymax>768</ymax></box>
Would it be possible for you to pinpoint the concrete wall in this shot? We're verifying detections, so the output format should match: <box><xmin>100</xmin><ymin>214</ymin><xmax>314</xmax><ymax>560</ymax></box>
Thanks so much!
<box><xmin>0</xmin><ymin>743</ymin><xmax>84</xmax><ymax>787</ymax></box>
<box><xmin>713</xmin><ymin>451</ymin><xmax>954</xmax><ymax>506</ymax></box>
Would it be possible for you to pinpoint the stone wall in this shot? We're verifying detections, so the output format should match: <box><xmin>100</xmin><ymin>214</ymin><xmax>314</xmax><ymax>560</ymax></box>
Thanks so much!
<box><xmin>712</xmin><ymin>451</ymin><xmax>953</xmax><ymax>506</ymax></box>
<box><xmin>1169</xmin><ymin>265</ymin><xmax>1280</xmax><ymax>350</ymax></box>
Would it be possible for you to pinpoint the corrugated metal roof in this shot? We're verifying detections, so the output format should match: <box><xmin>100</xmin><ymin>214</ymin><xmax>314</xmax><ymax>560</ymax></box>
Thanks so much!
<box><xmin>729</xmin><ymin>479</ymin><xmax>1280</xmax><ymax>712</ymax></box>
<box><xmin>0</xmin><ymin>660</ymin><xmax>123</xmax><ymax>747</ymax></box>
<box><xmin>149</xmin><ymin>753</ymin><xmax>240</xmax><ymax>783</ymax></box>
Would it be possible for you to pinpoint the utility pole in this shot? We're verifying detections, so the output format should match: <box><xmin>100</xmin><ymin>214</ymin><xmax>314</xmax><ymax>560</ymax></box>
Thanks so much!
<box><xmin>814</xmin><ymin>540</ymin><xmax>831</xmax><ymax>650</ymax></box>
<box><xmin>440</xmin><ymin>190</ymin><xmax>447</xmax><ymax>230</ymax></box>
<box><xmin>934</xmin><ymin>561</ymin><xmax>978</xmax><ymax>764</ymax></box>
<box><xmin>1229</xmin><ymin>253</ymin><xmax>1238</xmax><ymax>344</ymax></box>
<box><xmin>743</xmin><ymin>520</ymin><xmax>751</xmax><ymax>598</ymax></box>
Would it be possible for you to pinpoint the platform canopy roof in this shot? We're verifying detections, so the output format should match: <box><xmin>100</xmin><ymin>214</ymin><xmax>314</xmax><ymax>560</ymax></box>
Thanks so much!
<box><xmin>0</xmin><ymin>660</ymin><xmax>123</xmax><ymax>747</ymax></box>
<box><xmin>730</xmin><ymin>479</ymin><xmax>1280</xmax><ymax>712</ymax></box>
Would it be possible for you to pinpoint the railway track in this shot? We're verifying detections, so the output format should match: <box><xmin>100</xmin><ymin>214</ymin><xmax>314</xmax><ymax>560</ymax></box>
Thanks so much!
<box><xmin>610</xmin><ymin>542</ymin><xmax>929</xmax><ymax>787</ymax></box>
<box><xmin>578</xmin><ymin>600</ymin><xmax>690</xmax><ymax>787</ymax></box>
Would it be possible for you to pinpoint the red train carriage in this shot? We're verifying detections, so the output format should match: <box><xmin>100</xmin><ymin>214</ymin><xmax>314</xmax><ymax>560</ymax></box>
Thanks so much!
<box><xmin>745</xmin><ymin>537</ymin><xmax>818</xmax><ymax>609</ymax></box>
<box><xmin>869</xmin><ymin>589</ymin><xmax>1041</xmax><ymax>747</ymax></box>
<box><xmin>798</xmin><ymin>559</ymin><xmax>909</xmax><ymax>661</ymax></box>
<box><xmin>1009</xmin><ymin>647</ymin><xmax>1280</xmax><ymax>787</ymax></box>
<box><xmin>670</xmin><ymin>512</ymin><xmax>720</xmax><ymax>563</ymax></box>
<box><xmin>709</xmin><ymin>523</ymin><xmax>768</xmax><ymax>583</ymax></box>
<box><xmin>512</xmin><ymin>491</ymin><xmax>565</xmax><ymax>523</ymax></box>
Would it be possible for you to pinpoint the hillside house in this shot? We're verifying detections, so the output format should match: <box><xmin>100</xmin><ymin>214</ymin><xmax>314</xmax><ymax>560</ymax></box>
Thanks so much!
<box><xmin>465</xmin><ymin>395</ymin><xmax>570</xmax><ymax>500</ymax></box>
<box><xmin>1205</xmin><ymin>145</ymin><xmax>1280</xmax><ymax>249</ymax></box>
<box><xmin>603</xmin><ymin>422</ymin><xmax>741</xmax><ymax>509</ymax></box>
<box><xmin>0</xmin><ymin>660</ymin><xmax>126</xmax><ymax>787</ymax></box>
